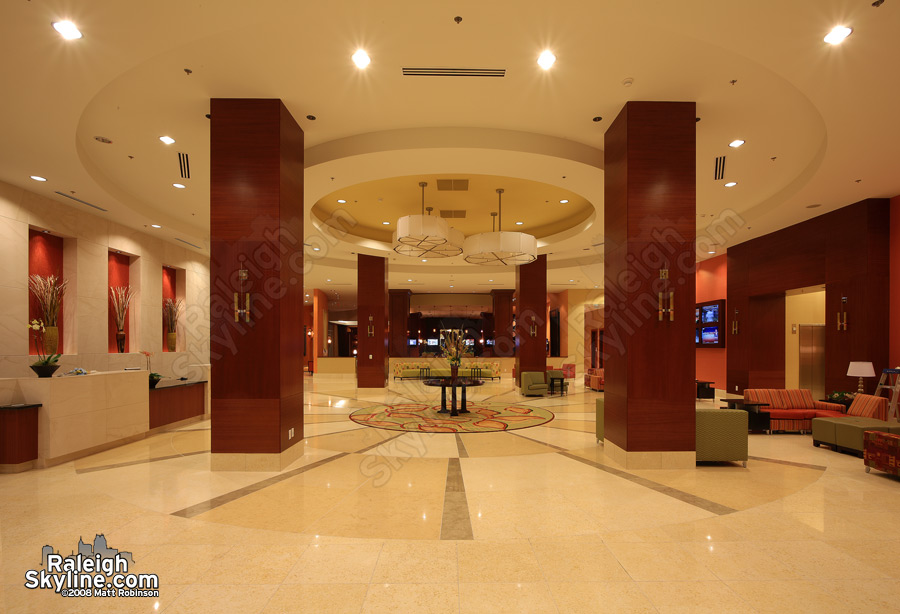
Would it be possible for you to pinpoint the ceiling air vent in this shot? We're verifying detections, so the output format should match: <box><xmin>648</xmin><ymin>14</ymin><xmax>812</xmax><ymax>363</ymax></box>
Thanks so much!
<box><xmin>714</xmin><ymin>156</ymin><xmax>726</xmax><ymax>180</ymax></box>
<box><xmin>178</xmin><ymin>152</ymin><xmax>191</xmax><ymax>179</ymax></box>
<box><xmin>439</xmin><ymin>210</ymin><xmax>467</xmax><ymax>219</ymax></box>
<box><xmin>54</xmin><ymin>191</ymin><xmax>108</xmax><ymax>212</ymax></box>
<box><xmin>436</xmin><ymin>179</ymin><xmax>469</xmax><ymax>191</ymax></box>
<box><xmin>402</xmin><ymin>67</ymin><xmax>505</xmax><ymax>78</ymax></box>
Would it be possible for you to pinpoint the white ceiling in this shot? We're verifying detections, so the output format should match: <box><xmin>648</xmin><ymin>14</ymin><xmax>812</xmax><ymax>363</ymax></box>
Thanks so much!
<box><xmin>2</xmin><ymin>0</ymin><xmax>898</xmax><ymax>310</ymax></box>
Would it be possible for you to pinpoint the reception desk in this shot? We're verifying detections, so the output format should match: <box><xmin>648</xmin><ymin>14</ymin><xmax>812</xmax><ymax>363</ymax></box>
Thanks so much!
<box><xmin>150</xmin><ymin>380</ymin><xmax>207</xmax><ymax>428</ymax></box>
<box><xmin>0</xmin><ymin>371</ymin><xmax>208</xmax><ymax>467</ymax></box>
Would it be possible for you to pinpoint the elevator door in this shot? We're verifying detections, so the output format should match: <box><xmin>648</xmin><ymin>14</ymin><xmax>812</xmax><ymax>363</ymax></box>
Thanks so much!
<box><xmin>798</xmin><ymin>325</ymin><xmax>825</xmax><ymax>399</ymax></box>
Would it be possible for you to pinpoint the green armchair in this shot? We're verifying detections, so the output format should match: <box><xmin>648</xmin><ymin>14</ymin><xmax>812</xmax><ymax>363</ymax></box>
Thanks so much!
<box><xmin>696</xmin><ymin>408</ymin><xmax>748</xmax><ymax>467</ymax></box>
<box><xmin>521</xmin><ymin>372</ymin><xmax>549</xmax><ymax>397</ymax></box>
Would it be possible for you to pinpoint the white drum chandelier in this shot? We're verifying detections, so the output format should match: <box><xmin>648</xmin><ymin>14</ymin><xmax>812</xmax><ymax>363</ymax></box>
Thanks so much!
<box><xmin>463</xmin><ymin>189</ymin><xmax>537</xmax><ymax>265</ymax></box>
<box><xmin>393</xmin><ymin>182</ymin><xmax>463</xmax><ymax>258</ymax></box>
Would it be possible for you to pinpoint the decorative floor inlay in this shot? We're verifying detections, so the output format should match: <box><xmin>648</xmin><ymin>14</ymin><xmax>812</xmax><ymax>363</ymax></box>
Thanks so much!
<box><xmin>349</xmin><ymin>402</ymin><xmax>554</xmax><ymax>433</ymax></box>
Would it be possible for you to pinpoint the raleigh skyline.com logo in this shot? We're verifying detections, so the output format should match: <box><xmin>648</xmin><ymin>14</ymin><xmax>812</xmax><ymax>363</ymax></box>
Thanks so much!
<box><xmin>24</xmin><ymin>534</ymin><xmax>159</xmax><ymax>598</ymax></box>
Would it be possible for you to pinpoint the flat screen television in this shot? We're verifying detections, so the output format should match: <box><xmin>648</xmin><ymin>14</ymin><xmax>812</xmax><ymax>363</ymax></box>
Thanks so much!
<box><xmin>464</xmin><ymin>339</ymin><xmax>474</xmax><ymax>346</ymax></box>
<box><xmin>701</xmin><ymin>326</ymin><xmax>719</xmax><ymax>345</ymax></box>
<box><xmin>695</xmin><ymin>299</ymin><xmax>726</xmax><ymax>348</ymax></box>
<box><xmin>407</xmin><ymin>339</ymin><xmax>417</xmax><ymax>346</ymax></box>
<box><xmin>426</xmin><ymin>338</ymin><xmax>438</xmax><ymax>346</ymax></box>
<box><xmin>700</xmin><ymin>304</ymin><xmax>719</xmax><ymax>324</ymax></box>
<box><xmin>485</xmin><ymin>339</ymin><xmax>495</xmax><ymax>346</ymax></box>
<box><xmin>695</xmin><ymin>308</ymin><xmax>700</xmax><ymax>324</ymax></box>
<box><xmin>695</xmin><ymin>329</ymin><xmax>700</xmax><ymax>344</ymax></box>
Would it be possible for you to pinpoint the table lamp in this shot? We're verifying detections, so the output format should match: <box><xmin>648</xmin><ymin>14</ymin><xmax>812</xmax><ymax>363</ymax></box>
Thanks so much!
<box><xmin>847</xmin><ymin>361</ymin><xmax>875</xmax><ymax>393</ymax></box>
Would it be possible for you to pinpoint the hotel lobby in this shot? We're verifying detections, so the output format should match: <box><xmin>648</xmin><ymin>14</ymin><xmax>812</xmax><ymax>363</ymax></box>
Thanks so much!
<box><xmin>2</xmin><ymin>1</ymin><xmax>900</xmax><ymax>613</ymax></box>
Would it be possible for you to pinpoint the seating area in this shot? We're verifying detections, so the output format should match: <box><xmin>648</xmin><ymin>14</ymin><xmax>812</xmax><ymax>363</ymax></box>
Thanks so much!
<box><xmin>812</xmin><ymin>394</ymin><xmax>894</xmax><ymax>456</ymax></box>
<box><xmin>743</xmin><ymin>388</ymin><xmax>846</xmax><ymax>432</ymax></box>
<box><xmin>585</xmin><ymin>367</ymin><xmax>604</xmax><ymax>391</ymax></box>
<box><xmin>392</xmin><ymin>360</ymin><xmax>501</xmax><ymax>381</ymax></box>
<box><xmin>696</xmin><ymin>407</ymin><xmax>749</xmax><ymax>467</ymax></box>
<box><xmin>520</xmin><ymin>371</ymin><xmax>549</xmax><ymax>396</ymax></box>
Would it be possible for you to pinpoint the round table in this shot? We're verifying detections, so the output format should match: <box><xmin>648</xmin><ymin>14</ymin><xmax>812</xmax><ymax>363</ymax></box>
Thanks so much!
<box><xmin>422</xmin><ymin>377</ymin><xmax>484</xmax><ymax>416</ymax></box>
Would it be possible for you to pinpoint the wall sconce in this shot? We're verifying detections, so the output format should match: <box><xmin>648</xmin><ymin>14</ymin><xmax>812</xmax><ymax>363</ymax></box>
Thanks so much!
<box><xmin>529</xmin><ymin>316</ymin><xmax>537</xmax><ymax>337</ymax></box>
<box><xmin>732</xmin><ymin>309</ymin><xmax>739</xmax><ymax>334</ymax></box>
<box><xmin>657</xmin><ymin>267</ymin><xmax>674</xmax><ymax>322</ymax></box>
<box><xmin>837</xmin><ymin>296</ymin><xmax>848</xmax><ymax>331</ymax></box>
<box><xmin>327</xmin><ymin>337</ymin><xmax>332</xmax><ymax>345</ymax></box>
<box><xmin>367</xmin><ymin>315</ymin><xmax>375</xmax><ymax>337</ymax></box>
<box><xmin>234</xmin><ymin>266</ymin><xmax>250</xmax><ymax>323</ymax></box>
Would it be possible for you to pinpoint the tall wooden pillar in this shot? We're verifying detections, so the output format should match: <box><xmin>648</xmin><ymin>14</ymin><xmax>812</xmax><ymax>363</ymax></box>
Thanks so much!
<box><xmin>357</xmin><ymin>254</ymin><xmax>388</xmax><ymax>387</ymax></box>
<box><xmin>603</xmin><ymin>101</ymin><xmax>696</xmax><ymax>469</ymax></box>
<box><xmin>491</xmin><ymin>289</ymin><xmax>515</xmax><ymax>358</ymax></box>
<box><xmin>209</xmin><ymin>98</ymin><xmax>304</xmax><ymax>470</ymax></box>
<box><xmin>389</xmin><ymin>289</ymin><xmax>411</xmax><ymax>357</ymax></box>
<box><xmin>313</xmin><ymin>288</ymin><xmax>328</xmax><ymax>370</ymax></box>
<box><xmin>515</xmin><ymin>255</ymin><xmax>547</xmax><ymax>385</ymax></box>
<box><xmin>409</xmin><ymin>311</ymin><xmax>422</xmax><ymax>357</ymax></box>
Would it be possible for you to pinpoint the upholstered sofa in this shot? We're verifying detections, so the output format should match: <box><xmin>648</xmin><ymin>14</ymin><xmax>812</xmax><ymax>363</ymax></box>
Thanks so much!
<box><xmin>812</xmin><ymin>394</ymin><xmax>896</xmax><ymax>456</ymax></box>
<box><xmin>743</xmin><ymin>389</ymin><xmax>845</xmax><ymax>432</ymax></box>
<box><xmin>392</xmin><ymin>361</ymin><xmax>500</xmax><ymax>381</ymax></box>
<box><xmin>585</xmin><ymin>368</ymin><xmax>604</xmax><ymax>391</ymax></box>
<box><xmin>696</xmin><ymin>407</ymin><xmax>749</xmax><ymax>467</ymax></box>
<box><xmin>521</xmin><ymin>371</ymin><xmax>549</xmax><ymax>396</ymax></box>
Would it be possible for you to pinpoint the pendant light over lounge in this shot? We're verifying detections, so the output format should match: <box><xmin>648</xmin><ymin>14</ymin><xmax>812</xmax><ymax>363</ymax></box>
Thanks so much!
<box><xmin>463</xmin><ymin>189</ymin><xmax>537</xmax><ymax>265</ymax></box>
<box><xmin>393</xmin><ymin>182</ymin><xmax>462</xmax><ymax>258</ymax></box>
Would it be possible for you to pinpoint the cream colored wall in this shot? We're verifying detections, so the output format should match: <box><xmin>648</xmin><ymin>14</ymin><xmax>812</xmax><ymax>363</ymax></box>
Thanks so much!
<box><xmin>546</xmin><ymin>288</ymin><xmax>603</xmax><ymax>379</ymax></box>
<box><xmin>0</xmin><ymin>180</ymin><xmax>210</xmax><ymax>380</ymax></box>
<box><xmin>784</xmin><ymin>290</ymin><xmax>826</xmax><ymax>389</ymax></box>
<box><xmin>316</xmin><ymin>357</ymin><xmax>357</xmax><ymax>374</ymax></box>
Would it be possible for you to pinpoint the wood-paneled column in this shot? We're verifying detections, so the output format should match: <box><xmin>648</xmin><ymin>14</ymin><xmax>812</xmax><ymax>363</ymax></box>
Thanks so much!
<box><xmin>491</xmin><ymin>289</ymin><xmax>515</xmax><ymax>358</ymax></box>
<box><xmin>313</xmin><ymin>288</ymin><xmax>328</xmax><ymax>371</ymax></box>
<box><xmin>515</xmin><ymin>255</ymin><xmax>547</xmax><ymax>386</ymax></box>
<box><xmin>603</xmin><ymin>101</ymin><xmax>696</xmax><ymax>469</ymax></box>
<box><xmin>357</xmin><ymin>254</ymin><xmax>388</xmax><ymax>387</ymax></box>
<box><xmin>389</xmin><ymin>289</ymin><xmax>411</xmax><ymax>357</ymax></box>
<box><xmin>209</xmin><ymin>98</ymin><xmax>304</xmax><ymax>470</ymax></box>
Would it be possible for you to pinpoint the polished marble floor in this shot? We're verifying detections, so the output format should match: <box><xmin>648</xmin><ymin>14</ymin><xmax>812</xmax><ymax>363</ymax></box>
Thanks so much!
<box><xmin>2</xmin><ymin>375</ymin><xmax>900</xmax><ymax>613</ymax></box>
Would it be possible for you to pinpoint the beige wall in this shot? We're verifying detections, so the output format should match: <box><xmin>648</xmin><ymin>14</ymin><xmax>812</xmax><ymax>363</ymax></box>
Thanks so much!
<box><xmin>0</xmin><ymin>180</ymin><xmax>210</xmax><ymax>380</ymax></box>
<box><xmin>784</xmin><ymin>290</ymin><xmax>826</xmax><ymax>389</ymax></box>
<box><xmin>546</xmin><ymin>288</ymin><xmax>603</xmax><ymax>379</ymax></box>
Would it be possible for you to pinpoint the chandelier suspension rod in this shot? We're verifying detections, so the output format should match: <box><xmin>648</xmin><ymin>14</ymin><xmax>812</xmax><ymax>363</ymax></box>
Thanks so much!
<box><xmin>496</xmin><ymin>188</ymin><xmax>504</xmax><ymax>231</ymax></box>
<box><xmin>419</xmin><ymin>181</ymin><xmax>427</xmax><ymax>215</ymax></box>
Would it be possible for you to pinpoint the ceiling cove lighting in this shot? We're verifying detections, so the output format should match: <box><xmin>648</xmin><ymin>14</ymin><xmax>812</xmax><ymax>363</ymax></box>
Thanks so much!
<box><xmin>352</xmin><ymin>49</ymin><xmax>370</xmax><ymax>68</ymax></box>
<box><xmin>337</xmin><ymin>199</ymin><xmax>346</xmax><ymax>204</ymax></box>
<box><xmin>30</xmin><ymin>176</ymin><xmax>47</xmax><ymax>182</ymax></box>
<box><xmin>559</xmin><ymin>199</ymin><xmax>569</xmax><ymax>204</ymax></box>
<box><xmin>159</xmin><ymin>136</ymin><xmax>175</xmax><ymax>145</ymax></box>
<box><xmin>724</xmin><ymin>182</ymin><xmax>737</xmax><ymax>187</ymax></box>
<box><xmin>52</xmin><ymin>21</ymin><xmax>82</xmax><ymax>40</ymax></box>
<box><xmin>150</xmin><ymin>224</ymin><xmax>161</xmax><ymax>229</ymax></box>
<box><xmin>173</xmin><ymin>183</ymin><xmax>186</xmax><ymax>189</ymax></box>
<box><xmin>728</xmin><ymin>139</ymin><xmax>745</xmax><ymax>148</ymax></box>
<box><xmin>537</xmin><ymin>50</ymin><xmax>556</xmax><ymax>70</ymax></box>
<box><xmin>464</xmin><ymin>189</ymin><xmax>537</xmax><ymax>266</ymax></box>
<box><xmin>824</xmin><ymin>26</ymin><xmax>852</xmax><ymax>45</ymax></box>
<box><xmin>393</xmin><ymin>182</ymin><xmax>462</xmax><ymax>258</ymax></box>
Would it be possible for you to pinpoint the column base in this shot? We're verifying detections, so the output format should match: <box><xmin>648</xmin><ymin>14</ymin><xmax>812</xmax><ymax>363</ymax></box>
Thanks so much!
<box><xmin>211</xmin><ymin>440</ymin><xmax>306</xmax><ymax>472</ymax></box>
<box><xmin>605</xmin><ymin>440</ymin><xmax>696</xmax><ymax>470</ymax></box>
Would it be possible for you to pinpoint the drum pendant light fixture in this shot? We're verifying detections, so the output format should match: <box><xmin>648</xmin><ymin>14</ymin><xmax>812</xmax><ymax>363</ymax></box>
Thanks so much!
<box><xmin>394</xmin><ymin>181</ymin><xmax>460</xmax><ymax>258</ymax></box>
<box><xmin>463</xmin><ymin>189</ymin><xmax>537</xmax><ymax>265</ymax></box>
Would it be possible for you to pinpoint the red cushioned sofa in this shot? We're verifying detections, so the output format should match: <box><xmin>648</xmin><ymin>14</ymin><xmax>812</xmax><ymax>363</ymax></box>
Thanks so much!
<box><xmin>585</xmin><ymin>368</ymin><xmax>604</xmax><ymax>391</ymax></box>
<box><xmin>743</xmin><ymin>389</ymin><xmax>846</xmax><ymax>432</ymax></box>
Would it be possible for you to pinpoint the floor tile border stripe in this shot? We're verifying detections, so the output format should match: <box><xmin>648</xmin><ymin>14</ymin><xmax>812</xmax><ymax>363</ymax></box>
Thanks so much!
<box><xmin>748</xmin><ymin>455</ymin><xmax>827</xmax><ymax>471</ymax></box>
<box><xmin>454</xmin><ymin>434</ymin><xmax>469</xmax><ymax>458</ymax></box>
<box><xmin>440</xmin><ymin>458</ymin><xmax>474</xmax><ymax>540</ymax></box>
<box><xmin>75</xmin><ymin>450</ymin><xmax>209</xmax><ymax>474</ymax></box>
<box><xmin>558</xmin><ymin>450</ymin><xmax>739</xmax><ymax>516</ymax></box>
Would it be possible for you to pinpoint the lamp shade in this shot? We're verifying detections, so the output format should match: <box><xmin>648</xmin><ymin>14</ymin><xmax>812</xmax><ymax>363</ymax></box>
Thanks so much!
<box><xmin>462</xmin><ymin>231</ymin><xmax>537</xmax><ymax>265</ymax></box>
<box><xmin>846</xmin><ymin>361</ymin><xmax>876</xmax><ymax>377</ymax></box>
<box><xmin>395</xmin><ymin>214</ymin><xmax>449</xmax><ymax>248</ymax></box>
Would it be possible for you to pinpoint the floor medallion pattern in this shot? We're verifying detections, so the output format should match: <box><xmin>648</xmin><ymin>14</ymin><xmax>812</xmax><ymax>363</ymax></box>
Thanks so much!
<box><xmin>349</xmin><ymin>401</ymin><xmax>555</xmax><ymax>433</ymax></box>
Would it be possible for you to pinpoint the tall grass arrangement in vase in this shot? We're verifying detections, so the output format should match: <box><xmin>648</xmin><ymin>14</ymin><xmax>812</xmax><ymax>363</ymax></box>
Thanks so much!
<box><xmin>28</xmin><ymin>274</ymin><xmax>67</xmax><ymax>354</ymax></box>
<box><xmin>163</xmin><ymin>298</ymin><xmax>184</xmax><ymax>351</ymax></box>
<box><xmin>109</xmin><ymin>285</ymin><xmax>136</xmax><ymax>353</ymax></box>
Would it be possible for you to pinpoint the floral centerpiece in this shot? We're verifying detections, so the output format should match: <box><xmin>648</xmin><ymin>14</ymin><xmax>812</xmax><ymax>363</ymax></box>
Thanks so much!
<box><xmin>109</xmin><ymin>286</ymin><xmax>136</xmax><ymax>353</ymax></box>
<box><xmin>140</xmin><ymin>350</ymin><xmax>162</xmax><ymax>388</ymax></box>
<box><xmin>441</xmin><ymin>330</ymin><xmax>465</xmax><ymax>367</ymax></box>
<box><xmin>826</xmin><ymin>391</ymin><xmax>856</xmax><ymax>410</ymax></box>
<box><xmin>28</xmin><ymin>274</ymin><xmax>67</xmax><ymax>354</ymax></box>
<box><xmin>28</xmin><ymin>319</ymin><xmax>61</xmax><ymax>377</ymax></box>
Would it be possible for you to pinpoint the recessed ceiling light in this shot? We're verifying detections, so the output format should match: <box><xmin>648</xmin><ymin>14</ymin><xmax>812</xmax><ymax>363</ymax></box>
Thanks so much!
<box><xmin>313</xmin><ymin>247</ymin><xmax>320</xmax><ymax>251</ymax></box>
<box><xmin>569</xmin><ymin>279</ymin><xmax>574</xmax><ymax>282</ymax></box>
<box><xmin>708</xmin><ymin>250</ymin><xmax>716</xmax><ymax>254</ymax></box>
<box><xmin>159</xmin><ymin>136</ymin><xmax>175</xmax><ymax>145</ymax></box>
<box><xmin>515</xmin><ymin>221</ymin><xmax>524</xmax><ymax>225</ymax></box>
<box><xmin>30</xmin><ymin>175</ymin><xmax>47</xmax><ymax>182</ymax></box>
<box><xmin>173</xmin><ymin>183</ymin><xmax>186</xmax><ymax>189</ymax></box>
<box><xmin>382</xmin><ymin>221</ymin><xmax>390</xmax><ymax>225</ymax></box>
<box><xmin>728</xmin><ymin>139</ymin><xmax>745</xmax><ymax>148</ymax></box>
<box><xmin>352</xmin><ymin>49</ymin><xmax>370</xmax><ymax>68</ymax></box>
<box><xmin>326</xmin><ymin>278</ymin><xmax>331</xmax><ymax>282</ymax></box>
<box><xmin>806</xmin><ymin>204</ymin><xmax>822</xmax><ymax>209</ymax></box>
<box><xmin>42</xmin><ymin>230</ymin><xmax>51</xmax><ymax>234</ymax></box>
<box><xmin>52</xmin><ymin>21</ymin><xmax>82</xmax><ymax>40</ymax></box>
<box><xmin>488</xmin><ymin>279</ymin><xmax>493</xmax><ymax>282</ymax></box>
<box><xmin>824</xmin><ymin>26</ymin><xmax>852</xmax><ymax>45</ymax></box>
<box><xmin>421</xmin><ymin>259</ymin><xmax>427</xmax><ymax>263</ymax></box>
<box><xmin>724</xmin><ymin>182</ymin><xmax>737</xmax><ymax>188</ymax></box>
<box><xmin>449</xmin><ymin>285</ymin><xmax>454</xmax><ymax>288</ymax></box>
<box><xmin>337</xmin><ymin>199</ymin><xmax>346</xmax><ymax>204</ymax></box>
<box><xmin>407</xmin><ymin>279</ymin><xmax>412</xmax><ymax>282</ymax></box>
<box><xmin>559</xmin><ymin>199</ymin><xmax>569</xmax><ymax>204</ymax></box>
<box><xmin>150</xmin><ymin>224</ymin><xmax>161</xmax><ymax>229</ymax></box>
<box><xmin>537</xmin><ymin>50</ymin><xmax>556</xmax><ymax>70</ymax></box>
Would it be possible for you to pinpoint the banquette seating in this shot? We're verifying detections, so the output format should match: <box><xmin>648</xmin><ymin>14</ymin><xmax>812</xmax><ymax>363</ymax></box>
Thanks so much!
<box><xmin>393</xmin><ymin>360</ymin><xmax>501</xmax><ymax>381</ymax></box>
<box><xmin>743</xmin><ymin>389</ymin><xmax>845</xmax><ymax>432</ymax></box>
<box><xmin>812</xmin><ymin>394</ymin><xmax>895</xmax><ymax>456</ymax></box>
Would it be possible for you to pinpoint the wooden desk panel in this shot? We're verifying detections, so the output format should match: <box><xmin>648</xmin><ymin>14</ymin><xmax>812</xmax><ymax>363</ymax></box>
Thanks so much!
<box><xmin>149</xmin><ymin>383</ymin><xmax>206</xmax><ymax>429</ymax></box>
<box><xmin>0</xmin><ymin>405</ymin><xmax>39</xmax><ymax>464</ymax></box>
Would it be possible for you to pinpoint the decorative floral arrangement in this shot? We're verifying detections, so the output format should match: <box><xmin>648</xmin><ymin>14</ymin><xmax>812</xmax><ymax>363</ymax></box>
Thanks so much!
<box><xmin>28</xmin><ymin>319</ymin><xmax>61</xmax><ymax>366</ymax></box>
<box><xmin>163</xmin><ymin>298</ymin><xmax>184</xmax><ymax>334</ymax></box>
<box><xmin>140</xmin><ymin>350</ymin><xmax>162</xmax><ymax>383</ymax></box>
<box><xmin>441</xmin><ymin>330</ymin><xmax>466</xmax><ymax>366</ymax></box>
<box><xmin>826</xmin><ymin>391</ymin><xmax>856</xmax><ymax>405</ymax></box>
<box><xmin>28</xmin><ymin>274</ymin><xmax>67</xmax><ymax>326</ymax></box>
<box><xmin>109</xmin><ymin>286</ymin><xmax>136</xmax><ymax>332</ymax></box>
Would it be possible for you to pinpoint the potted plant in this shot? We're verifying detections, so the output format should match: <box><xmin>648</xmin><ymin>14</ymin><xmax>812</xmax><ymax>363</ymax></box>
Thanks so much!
<box><xmin>109</xmin><ymin>286</ymin><xmax>136</xmax><ymax>353</ymax></box>
<box><xmin>163</xmin><ymin>298</ymin><xmax>184</xmax><ymax>352</ymax></box>
<box><xmin>140</xmin><ymin>350</ymin><xmax>162</xmax><ymax>388</ymax></box>
<box><xmin>441</xmin><ymin>330</ymin><xmax>464</xmax><ymax>382</ymax></box>
<box><xmin>826</xmin><ymin>391</ymin><xmax>856</xmax><ymax>410</ymax></box>
<box><xmin>28</xmin><ymin>319</ymin><xmax>61</xmax><ymax>377</ymax></box>
<box><xmin>28</xmin><ymin>274</ymin><xmax>67</xmax><ymax>355</ymax></box>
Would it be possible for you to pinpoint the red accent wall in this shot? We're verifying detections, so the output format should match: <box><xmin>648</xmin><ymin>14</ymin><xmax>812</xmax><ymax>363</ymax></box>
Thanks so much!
<box><xmin>162</xmin><ymin>266</ymin><xmax>176</xmax><ymax>352</ymax></box>
<box><xmin>891</xmin><ymin>196</ymin><xmax>900</xmax><ymax>368</ymax></box>
<box><xmin>108</xmin><ymin>252</ymin><xmax>131</xmax><ymax>353</ymax></box>
<box><xmin>695</xmin><ymin>255</ymin><xmax>727</xmax><ymax>389</ymax></box>
<box><xmin>28</xmin><ymin>230</ymin><xmax>64</xmax><ymax>354</ymax></box>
